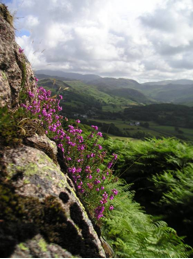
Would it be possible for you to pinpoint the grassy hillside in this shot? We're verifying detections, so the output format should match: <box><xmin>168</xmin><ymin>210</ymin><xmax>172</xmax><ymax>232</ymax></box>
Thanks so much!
<box><xmin>36</xmin><ymin>71</ymin><xmax>193</xmax><ymax>106</ymax></box>
<box><xmin>38</xmin><ymin>76</ymin><xmax>193</xmax><ymax>142</ymax></box>
<box><xmin>39</xmin><ymin>78</ymin><xmax>142</xmax><ymax>114</ymax></box>
<box><xmin>63</xmin><ymin>80</ymin><xmax>137</xmax><ymax>106</ymax></box>
<box><xmin>137</xmin><ymin>82</ymin><xmax>193</xmax><ymax>105</ymax></box>
<box><xmin>107</xmin><ymin>87</ymin><xmax>154</xmax><ymax>104</ymax></box>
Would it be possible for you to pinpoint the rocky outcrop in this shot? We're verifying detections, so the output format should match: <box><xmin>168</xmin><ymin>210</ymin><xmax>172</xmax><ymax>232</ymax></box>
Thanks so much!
<box><xmin>0</xmin><ymin>4</ymin><xmax>36</xmax><ymax>108</ymax></box>
<box><xmin>0</xmin><ymin>139</ymin><xmax>105</xmax><ymax>258</ymax></box>
<box><xmin>0</xmin><ymin>4</ymin><xmax>106</xmax><ymax>258</ymax></box>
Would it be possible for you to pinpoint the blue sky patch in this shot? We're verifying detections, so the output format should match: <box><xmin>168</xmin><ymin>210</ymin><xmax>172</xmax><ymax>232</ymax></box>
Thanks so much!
<box><xmin>16</xmin><ymin>29</ymin><xmax>30</xmax><ymax>37</ymax></box>
<box><xmin>2</xmin><ymin>0</ymin><xmax>13</xmax><ymax>4</ymax></box>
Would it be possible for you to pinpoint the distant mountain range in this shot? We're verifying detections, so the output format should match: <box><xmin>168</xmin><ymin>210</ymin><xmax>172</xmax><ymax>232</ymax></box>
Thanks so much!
<box><xmin>35</xmin><ymin>70</ymin><xmax>193</xmax><ymax>106</ymax></box>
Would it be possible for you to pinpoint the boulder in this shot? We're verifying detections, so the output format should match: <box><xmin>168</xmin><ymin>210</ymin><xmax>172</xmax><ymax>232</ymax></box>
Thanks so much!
<box><xmin>0</xmin><ymin>140</ymin><xmax>105</xmax><ymax>258</ymax></box>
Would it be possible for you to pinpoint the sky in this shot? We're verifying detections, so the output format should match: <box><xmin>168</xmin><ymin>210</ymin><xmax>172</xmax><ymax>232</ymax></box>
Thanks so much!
<box><xmin>3</xmin><ymin>0</ymin><xmax>193</xmax><ymax>82</ymax></box>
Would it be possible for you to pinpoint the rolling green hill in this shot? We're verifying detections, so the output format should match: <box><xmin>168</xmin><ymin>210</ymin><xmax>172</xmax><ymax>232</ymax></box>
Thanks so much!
<box><xmin>36</xmin><ymin>70</ymin><xmax>193</xmax><ymax>106</ymax></box>
<box><xmin>39</xmin><ymin>78</ymin><xmax>142</xmax><ymax>116</ymax></box>
<box><xmin>38</xmin><ymin>75</ymin><xmax>193</xmax><ymax>142</ymax></box>
<box><xmin>136</xmin><ymin>80</ymin><xmax>193</xmax><ymax>106</ymax></box>
<box><xmin>38</xmin><ymin>76</ymin><xmax>154</xmax><ymax>115</ymax></box>
<box><xmin>107</xmin><ymin>87</ymin><xmax>154</xmax><ymax>104</ymax></box>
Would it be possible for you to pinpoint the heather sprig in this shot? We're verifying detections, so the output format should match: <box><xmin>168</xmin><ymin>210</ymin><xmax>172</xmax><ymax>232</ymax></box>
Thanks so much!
<box><xmin>62</xmin><ymin>121</ymin><xmax>119</xmax><ymax>219</ymax></box>
<box><xmin>21</xmin><ymin>82</ymin><xmax>118</xmax><ymax>220</ymax></box>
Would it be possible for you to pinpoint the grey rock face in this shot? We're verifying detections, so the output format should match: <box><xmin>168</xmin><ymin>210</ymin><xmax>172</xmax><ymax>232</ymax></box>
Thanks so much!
<box><xmin>1</xmin><ymin>142</ymin><xmax>105</xmax><ymax>258</ymax></box>
<box><xmin>0</xmin><ymin>4</ymin><xmax>106</xmax><ymax>258</ymax></box>
<box><xmin>0</xmin><ymin>4</ymin><xmax>36</xmax><ymax>108</ymax></box>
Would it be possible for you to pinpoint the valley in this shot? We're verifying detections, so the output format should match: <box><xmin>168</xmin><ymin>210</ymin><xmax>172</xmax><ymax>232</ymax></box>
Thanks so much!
<box><xmin>36</xmin><ymin>71</ymin><xmax>193</xmax><ymax>142</ymax></box>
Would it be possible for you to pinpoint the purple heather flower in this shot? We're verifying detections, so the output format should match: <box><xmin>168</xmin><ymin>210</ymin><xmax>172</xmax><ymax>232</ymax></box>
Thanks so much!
<box><xmin>59</xmin><ymin>95</ymin><xmax>63</xmax><ymax>100</ymax></box>
<box><xmin>98</xmin><ymin>145</ymin><xmax>103</xmax><ymax>150</ymax></box>
<box><xmin>102</xmin><ymin>192</ymin><xmax>108</xmax><ymax>199</ymax></box>
<box><xmin>76</xmin><ymin>119</ymin><xmax>81</xmax><ymax>123</ymax></box>
<box><xmin>19</xmin><ymin>47</ymin><xmax>24</xmax><ymax>53</ymax></box>
<box><xmin>96</xmin><ymin>168</ymin><xmax>100</xmax><ymax>173</ymax></box>
<box><xmin>109</xmin><ymin>195</ymin><xmax>114</xmax><ymax>200</ymax></box>
<box><xmin>68</xmin><ymin>125</ymin><xmax>74</xmax><ymax>130</ymax></box>
<box><xmin>94</xmin><ymin>179</ymin><xmax>101</xmax><ymax>185</ymax></box>
<box><xmin>102</xmin><ymin>176</ymin><xmax>106</xmax><ymax>180</ymax></box>
<box><xmin>87</xmin><ymin>183</ymin><xmax>93</xmax><ymax>189</ymax></box>
<box><xmin>85</xmin><ymin>166</ymin><xmax>91</xmax><ymax>173</ymax></box>
<box><xmin>101</xmin><ymin>186</ymin><xmax>105</xmax><ymax>190</ymax></box>
<box><xmin>94</xmin><ymin>205</ymin><xmax>105</xmax><ymax>220</ymax></box>
<box><xmin>107</xmin><ymin>162</ymin><xmax>113</xmax><ymax>169</ymax></box>
<box><xmin>68</xmin><ymin>167</ymin><xmax>76</xmax><ymax>174</ymax></box>
<box><xmin>91</xmin><ymin>125</ymin><xmax>98</xmax><ymax>131</ymax></box>
<box><xmin>76</xmin><ymin>168</ymin><xmax>82</xmax><ymax>173</ymax></box>
<box><xmin>28</xmin><ymin>91</ymin><xmax>35</xmax><ymax>98</ymax></box>
<box><xmin>96</xmin><ymin>188</ymin><xmax>100</xmax><ymax>192</ymax></box>
<box><xmin>34</xmin><ymin>77</ymin><xmax>39</xmax><ymax>82</ymax></box>
<box><xmin>113</xmin><ymin>153</ymin><xmax>118</xmax><ymax>160</ymax></box>
<box><xmin>112</xmin><ymin>189</ymin><xmax>118</xmax><ymax>195</ymax></box>
<box><xmin>97</xmin><ymin>132</ymin><xmax>103</xmax><ymax>137</ymax></box>
<box><xmin>109</xmin><ymin>205</ymin><xmax>114</xmax><ymax>210</ymax></box>
<box><xmin>21</xmin><ymin>103</ymin><xmax>26</xmax><ymax>108</ymax></box>
<box><xmin>78</xmin><ymin>144</ymin><xmax>85</xmax><ymax>151</ymax></box>
<box><xmin>77</xmin><ymin>135</ymin><xmax>83</xmax><ymax>142</ymax></box>
<box><xmin>58</xmin><ymin>143</ymin><xmax>63</xmax><ymax>149</ymax></box>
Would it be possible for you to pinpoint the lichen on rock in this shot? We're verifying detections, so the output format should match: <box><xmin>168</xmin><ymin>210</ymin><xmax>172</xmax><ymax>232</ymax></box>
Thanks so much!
<box><xmin>0</xmin><ymin>3</ymin><xmax>106</xmax><ymax>258</ymax></box>
<box><xmin>0</xmin><ymin>144</ymin><xmax>105</xmax><ymax>258</ymax></box>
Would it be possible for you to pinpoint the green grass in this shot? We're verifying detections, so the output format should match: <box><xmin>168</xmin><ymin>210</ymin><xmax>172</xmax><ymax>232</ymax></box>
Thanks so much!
<box><xmin>88</xmin><ymin>119</ymin><xmax>162</xmax><ymax>137</ymax></box>
<box><xmin>88</xmin><ymin>118</ymin><xmax>193</xmax><ymax>142</ymax></box>
<box><xmin>102</xmin><ymin>105</ymin><xmax>126</xmax><ymax>112</ymax></box>
<box><xmin>150</xmin><ymin>125</ymin><xmax>193</xmax><ymax>141</ymax></box>
<box><xmin>63</xmin><ymin>80</ymin><xmax>138</xmax><ymax>107</ymax></box>
<box><xmin>109</xmin><ymin>135</ymin><xmax>142</xmax><ymax>142</ymax></box>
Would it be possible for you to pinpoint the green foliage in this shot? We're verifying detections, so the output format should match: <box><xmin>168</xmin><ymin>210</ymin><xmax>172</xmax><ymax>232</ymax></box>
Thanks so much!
<box><xmin>1</xmin><ymin>78</ymin><xmax>192</xmax><ymax>257</ymax></box>
<box><xmin>0</xmin><ymin>106</ymin><xmax>44</xmax><ymax>146</ymax></box>
<box><xmin>124</xmin><ymin>103</ymin><xmax>193</xmax><ymax>128</ymax></box>
<box><xmin>102</xmin><ymin>179</ymin><xmax>192</xmax><ymax>258</ymax></box>
<box><xmin>102</xmin><ymin>136</ymin><xmax>193</xmax><ymax>247</ymax></box>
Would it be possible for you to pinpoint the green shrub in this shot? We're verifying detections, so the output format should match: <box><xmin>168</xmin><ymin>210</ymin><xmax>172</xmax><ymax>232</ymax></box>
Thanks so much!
<box><xmin>102</xmin><ymin>137</ymin><xmax>193</xmax><ymax>247</ymax></box>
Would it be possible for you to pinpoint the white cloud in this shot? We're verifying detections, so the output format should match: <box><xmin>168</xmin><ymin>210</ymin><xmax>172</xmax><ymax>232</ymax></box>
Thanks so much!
<box><xmin>25</xmin><ymin>15</ymin><xmax>39</xmax><ymax>27</ymax></box>
<box><xmin>6</xmin><ymin>0</ymin><xmax>193</xmax><ymax>82</ymax></box>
